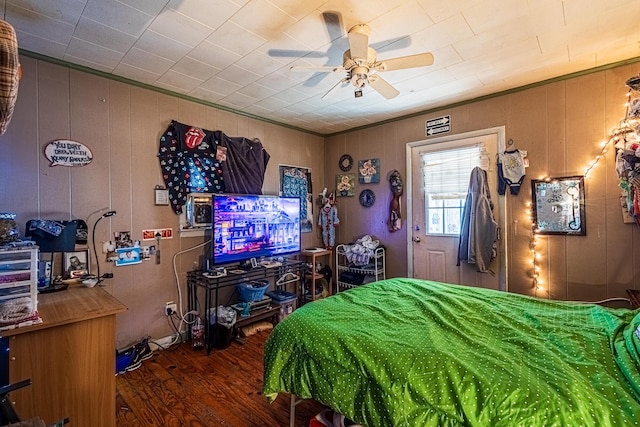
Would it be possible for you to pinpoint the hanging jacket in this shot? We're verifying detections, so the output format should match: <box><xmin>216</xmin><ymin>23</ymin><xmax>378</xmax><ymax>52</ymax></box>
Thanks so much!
<box><xmin>457</xmin><ymin>167</ymin><xmax>498</xmax><ymax>273</ymax></box>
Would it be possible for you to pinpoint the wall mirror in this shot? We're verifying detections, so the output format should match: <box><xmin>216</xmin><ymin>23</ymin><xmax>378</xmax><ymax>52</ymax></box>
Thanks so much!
<box><xmin>531</xmin><ymin>176</ymin><xmax>586</xmax><ymax>235</ymax></box>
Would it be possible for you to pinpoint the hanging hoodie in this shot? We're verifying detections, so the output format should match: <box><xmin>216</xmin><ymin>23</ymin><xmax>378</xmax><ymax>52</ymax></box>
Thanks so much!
<box><xmin>457</xmin><ymin>167</ymin><xmax>498</xmax><ymax>273</ymax></box>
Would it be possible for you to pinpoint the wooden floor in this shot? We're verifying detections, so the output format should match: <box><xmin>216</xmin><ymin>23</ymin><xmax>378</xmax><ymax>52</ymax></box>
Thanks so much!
<box><xmin>116</xmin><ymin>330</ymin><xmax>325</xmax><ymax>426</ymax></box>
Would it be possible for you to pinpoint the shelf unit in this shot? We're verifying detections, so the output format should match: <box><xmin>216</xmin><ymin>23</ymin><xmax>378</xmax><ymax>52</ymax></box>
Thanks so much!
<box><xmin>0</xmin><ymin>247</ymin><xmax>38</xmax><ymax>314</ymax></box>
<box><xmin>335</xmin><ymin>244</ymin><xmax>385</xmax><ymax>292</ymax></box>
<box><xmin>187</xmin><ymin>259</ymin><xmax>306</xmax><ymax>354</ymax></box>
<box><xmin>300</xmin><ymin>249</ymin><xmax>332</xmax><ymax>302</ymax></box>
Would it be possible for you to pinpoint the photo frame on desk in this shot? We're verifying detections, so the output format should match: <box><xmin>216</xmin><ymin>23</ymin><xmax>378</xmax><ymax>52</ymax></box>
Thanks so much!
<box><xmin>63</xmin><ymin>250</ymin><xmax>89</xmax><ymax>278</ymax></box>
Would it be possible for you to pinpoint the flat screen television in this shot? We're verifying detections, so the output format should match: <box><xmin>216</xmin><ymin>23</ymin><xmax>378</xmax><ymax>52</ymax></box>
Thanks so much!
<box><xmin>212</xmin><ymin>194</ymin><xmax>301</xmax><ymax>265</ymax></box>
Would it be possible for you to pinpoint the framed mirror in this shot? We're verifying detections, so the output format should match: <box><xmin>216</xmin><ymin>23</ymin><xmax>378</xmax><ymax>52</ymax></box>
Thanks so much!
<box><xmin>531</xmin><ymin>176</ymin><xmax>586</xmax><ymax>235</ymax></box>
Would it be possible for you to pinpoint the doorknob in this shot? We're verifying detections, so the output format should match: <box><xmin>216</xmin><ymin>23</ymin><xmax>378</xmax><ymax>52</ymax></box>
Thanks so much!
<box><xmin>412</xmin><ymin>236</ymin><xmax>421</xmax><ymax>243</ymax></box>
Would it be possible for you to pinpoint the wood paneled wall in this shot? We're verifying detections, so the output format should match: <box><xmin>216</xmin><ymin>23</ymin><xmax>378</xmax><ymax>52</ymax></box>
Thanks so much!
<box><xmin>1</xmin><ymin>54</ymin><xmax>639</xmax><ymax>348</ymax></box>
<box><xmin>325</xmin><ymin>62</ymin><xmax>640</xmax><ymax>301</ymax></box>
<box><xmin>0</xmin><ymin>56</ymin><xmax>325</xmax><ymax>348</ymax></box>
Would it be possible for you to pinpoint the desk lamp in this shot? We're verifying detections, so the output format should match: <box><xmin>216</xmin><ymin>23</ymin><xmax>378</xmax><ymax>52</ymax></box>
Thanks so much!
<box><xmin>92</xmin><ymin>210</ymin><xmax>116</xmax><ymax>284</ymax></box>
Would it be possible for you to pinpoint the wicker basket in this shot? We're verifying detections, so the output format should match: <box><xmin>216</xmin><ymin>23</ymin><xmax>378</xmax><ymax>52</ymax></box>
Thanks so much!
<box><xmin>237</xmin><ymin>280</ymin><xmax>269</xmax><ymax>302</ymax></box>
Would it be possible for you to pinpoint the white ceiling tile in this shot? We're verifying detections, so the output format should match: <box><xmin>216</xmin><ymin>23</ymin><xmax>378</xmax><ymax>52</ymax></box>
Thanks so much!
<box><xmin>156</xmin><ymin>69</ymin><xmax>204</xmax><ymax>92</ymax></box>
<box><xmin>235</xmin><ymin>50</ymin><xmax>287</xmax><ymax>75</ymax></box>
<box><xmin>66</xmin><ymin>37</ymin><xmax>123</xmax><ymax>69</ymax></box>
<box><xmin>74</xmin><ymin>17</ymin><xmax>137</xmax><ymax>53</ymax></box>
<box><xmin>167</xmin><ymin>0</ymin><xmax>241</xmax><ymax>29</ymax></box>
<box><xmin>252</xmin><ymin>95</ymin><xmax>291</xmax><ymax>111</ymax></box>
<box><xmin>368</xmin><ymin>1</ymin><xmax>434</xmax><ymax>44</ymax></box>
<box><xmin>113</xmin><ymin>62</ymin><xmax>162</xmax><ymax>85</ymax></box>
<box><xmin>220</xmin><ymin>91</ymin><xmax>260</xmax><ymax>108</ymax></box>
<box><xmin>121</xmin><ymin>46</ymin><xmax>174</xmax><ymax>75</ymax></box>
<box><xmin>15</xmin><ymin>29</ymin><xmax>67</xmax><ymax>59</ymax></box>
<box><xmin>147</xmin><ymin>7</ymin><xmax>214</xmax><ymax>46</ymax></box>
<box><xmin>7</xmin><ymin>0</ymin><xmax>86</xmax><ymax>26</ymax></box>
<box><xmin>229</xmin><ymin>0</ymin><xmax>297</xmax><ymax>40</ymax></box>
<box><xmin>412</xmin><ymin>13</ymin><xmax>473</xmax><ymax>52</ymax></box>
<box><xmin>6</xmin><ymin>3</ymin><xmax>75</xmax><ymax>44</ymax></box>
<box><xmin>266</xmin><ymin>0</ymin><xmax>326</xmax><ymax>20</ymax></box>
<box><xmin>199</xmin><ymin>76</ymin><xmax>242</xmax><ymax>96</ymax></box>
<box><xmin>188</xmin><ymin>40</ymin><xmax>241</xmax><ymax>70</ymax></box>
<box><xmin>118</xmin><ymin>0</ymin><xmax>170</xmax><ymax>16</ymax></box>
<box><xmin>188</xmin><ymin>86</ymin><xmax>226</xmax><ymax>103</ymax></box>
<box><xmin>8</xmin><ymin>0</ymin><xmax>640</xmax><ymax>135</ymax></box>
<box><xmin>82</xmin><ymin>0</ymin><xmax>154</xmax><ymax>37</ymax></box>
<box><xmin>462</xmin><ymin>0</ymin><xmax>529</xmax><ymax>34</ymax></box>
<box><xmin>63</xmin><ymin>52</ymin><xmax>113</xmax><ymax>73</ymax></box>
<box><xmin>171</xmin><ymin>57</ymin><xmax>220</xmax><ymax>82</ymax></box>
<box><xmin>217</xmin><ymin>64</ymin><xmax>262</xmax><ymax>86</ymax></box>
<box><xmin>236</xmin><ymin>82</ymin><xmax>278</xmax><ymax>100</ymax></box>
<box><xmin>155</xmin><ymin>70</ymin><xmax>202</xmax><ymax>93</ymax></box>
<box><xmin>283</xmin><ymin>11</ymin><xmax>339</xmax><ymax>50</ymax></box>
<box><xmin>133</xmin><ymin>29</ymin><xmax>193</xmax><ymax>62</ymax></box>
<box><xmin>207</xmin><ymin>21</ymin><xmax>267</xmax><ymax>57</ymax></box>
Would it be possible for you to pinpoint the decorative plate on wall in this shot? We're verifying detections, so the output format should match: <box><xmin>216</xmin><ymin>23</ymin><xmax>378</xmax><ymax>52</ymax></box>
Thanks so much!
<box><xmin>339</xmin><ymin>154</ymin><xmax>353</xmax><ymax>172</ymax></box>
<box><xmin>359</xmin><ymin>189</ymin><xmax>376</xmax><ymax>207</ymax></box>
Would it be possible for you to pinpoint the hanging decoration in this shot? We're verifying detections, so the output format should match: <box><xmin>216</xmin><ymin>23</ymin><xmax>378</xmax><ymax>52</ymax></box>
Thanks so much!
<box><xmin>610</xmin><ymin>75</ymin><xmax>640</xmax><ymax>225</ymax></box>
<box><xmin>279</xmin><ymin>165</ymin><xmax>313</xmax><ymax>233</ymax></box>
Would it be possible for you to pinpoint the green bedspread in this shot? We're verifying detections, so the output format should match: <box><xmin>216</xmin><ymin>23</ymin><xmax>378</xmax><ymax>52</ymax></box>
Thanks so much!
<box><xmin>263</xmin><ymin>278</ymin><xmax>640</xmax><ymax>426</ymax></box>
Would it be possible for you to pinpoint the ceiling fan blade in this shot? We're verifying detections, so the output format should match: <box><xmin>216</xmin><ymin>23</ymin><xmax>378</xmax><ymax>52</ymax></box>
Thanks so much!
<box><xmin>290</xmin><ymin>65</ymin><xmax>344</xmax><ymax>73</ymax></box>
<box><xmin>374</xmin><ymin>52</ymin><xmax>434</xmax><ymax>72</ymax></box>
<box><xmin>368</xmin><ymin>74</ymin><xmax>399</xmax><ymax>99</ymax></box>
<box><xmin>347</xmin><ymin>24</ymin><xmax>370</xmax><ymax>60</ymax></box>
<box><xmin>321</xmin><ymin>78</ymin><xmax>349</xmax><ymax>100</ymax></box>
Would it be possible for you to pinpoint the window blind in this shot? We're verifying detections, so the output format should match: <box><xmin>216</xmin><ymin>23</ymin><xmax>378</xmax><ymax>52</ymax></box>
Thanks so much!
<box><xmin>421</xmin><ymin>143</ymin><xmax>489</xmax><ymax>195</ymax></box>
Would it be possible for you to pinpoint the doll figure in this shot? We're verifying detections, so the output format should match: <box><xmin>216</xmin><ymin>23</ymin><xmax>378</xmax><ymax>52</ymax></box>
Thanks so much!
<box><xmin>318</xmin><ymin>192</ymin><xmax>339</xmax><ymax>249</ymax></box>
<box><xmin>388</xmin><ymin>170</ymin><xmax>403</xmax><ymax>232</ymax></box>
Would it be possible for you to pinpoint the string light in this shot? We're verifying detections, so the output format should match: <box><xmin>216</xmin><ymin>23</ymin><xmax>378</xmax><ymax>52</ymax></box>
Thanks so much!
<box><xmin>526</xmin><ymin>76</ymin><xmax>638</xmax><ymax>296</ymax></box>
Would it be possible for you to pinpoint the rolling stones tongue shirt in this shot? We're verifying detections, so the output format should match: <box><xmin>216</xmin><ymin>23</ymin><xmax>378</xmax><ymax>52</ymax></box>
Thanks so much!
<box><xmin>158</xmin><ymin>120</ymin><xmax>225</xmax><ymax>214</ymax></box>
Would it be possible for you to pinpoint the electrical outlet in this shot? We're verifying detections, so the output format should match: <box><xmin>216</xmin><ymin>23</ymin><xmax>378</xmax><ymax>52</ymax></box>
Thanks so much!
<box><xmin>164</xmin><ymin>302</ymin><xmax>177</xmax><ymax>316</ymax></box>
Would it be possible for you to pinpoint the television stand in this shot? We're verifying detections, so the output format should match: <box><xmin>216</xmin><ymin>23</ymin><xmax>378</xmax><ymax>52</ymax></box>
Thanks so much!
<box><xmin>187</xmin><ymin>259</ymin><xmax>306</xmax><ymax>354</ymax></box>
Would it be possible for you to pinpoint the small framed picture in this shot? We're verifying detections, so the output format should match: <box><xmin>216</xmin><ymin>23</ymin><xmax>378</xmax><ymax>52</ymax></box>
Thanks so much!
<box><xmin>63</xmin><ymin>250</ymin><xmax>89</xmax><ymax>278</ymax></box>
<box><xmin>115</xmin><ymin>247</ymin><xmax>142</xmax><ymax>266</ymax></box>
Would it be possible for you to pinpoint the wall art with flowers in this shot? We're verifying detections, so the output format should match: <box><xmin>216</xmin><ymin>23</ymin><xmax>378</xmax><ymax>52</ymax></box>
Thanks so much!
<box><xmin>336</xmin><ymin>173</ymin><xmax>355</xmax><ymax>197</ymax></box>
<box><xmin>358</xmin><ymin>158</ymin><xmax>380</xmax><ymax>184</ymax></box>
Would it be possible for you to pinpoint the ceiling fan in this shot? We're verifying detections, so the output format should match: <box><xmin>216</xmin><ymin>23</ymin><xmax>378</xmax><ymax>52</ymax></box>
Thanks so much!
<box><xmin>290</xmin><ymin>23</ymin><xmax>434</xmax><ymax>100</ymax></box>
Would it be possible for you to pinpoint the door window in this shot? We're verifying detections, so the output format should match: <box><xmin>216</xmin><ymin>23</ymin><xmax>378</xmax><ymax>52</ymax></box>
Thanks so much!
<box><xmin>421</xmin><ymin>143</ymin><xmax>489</xmax><ymax>236</ymax></box>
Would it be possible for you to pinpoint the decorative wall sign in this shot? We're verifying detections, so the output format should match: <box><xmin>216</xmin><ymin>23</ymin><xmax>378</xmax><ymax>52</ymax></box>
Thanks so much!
<box><xmin>336</xmin><ymin>173</ymin><xmax>355</xmax><ymax>197</ymax></box>
<box><xmin>359</xmin><ymin>189</ymin><xmax>376</xmax><ymax>207</ymax></box>
<box><xmin>339</xmin><ymin>154</ymin><xmax>353</xmax><ymax>172</ymax></box>
<box><xmin>44</xmin><ymin>139</ymin><xmax>93</xmax><ymax>167</ymax></box>
<box><xmin>531</xmin><ymin>176</ymin><xmax>586</xmax><ymax>235</ymax></box>
<box><xmin>358</xmin><ymin>158</ymin><xmax>380</xmax><ymax>183</ymax></box>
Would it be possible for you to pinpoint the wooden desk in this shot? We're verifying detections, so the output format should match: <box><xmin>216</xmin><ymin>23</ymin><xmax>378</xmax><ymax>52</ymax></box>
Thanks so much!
<box><xmin>2</xmin><ymin>286</ymin><xmax>127</xmax><ymax>426</ymax></box>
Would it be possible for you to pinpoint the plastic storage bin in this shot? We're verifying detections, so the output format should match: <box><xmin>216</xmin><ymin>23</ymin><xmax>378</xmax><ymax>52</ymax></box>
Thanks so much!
<box><xmin>237</xmin><ymin>280</ymin><xmax>269</xmax><ymax>302</ymax></box>
<box><xmin>267</xmin><ymin>290</ymin><xmax>298</xmax><ymax>322</ymax></box>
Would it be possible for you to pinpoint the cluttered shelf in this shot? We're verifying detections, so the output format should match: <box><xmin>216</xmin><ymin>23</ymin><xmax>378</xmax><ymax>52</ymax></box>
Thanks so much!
<box><xmin>335</xmin><ymin>241</ymin><xmax>385</xmax><ymax>292</ymax></box>
<box><xmin>187</xmin><ymin>259</ymin><xmax>306</xmax><ymax>354</ymax></box>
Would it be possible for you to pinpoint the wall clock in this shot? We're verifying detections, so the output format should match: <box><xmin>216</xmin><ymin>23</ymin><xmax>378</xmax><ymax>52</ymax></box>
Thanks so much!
<box><xmin>359</xmin><ymin>189</ymin><xmax>376</xmax><ymax>207</ymax></box>
<box><xmin>339</xmin><ymin>154</ymin><xmax>353</xmax><ymax>172</ymax></box>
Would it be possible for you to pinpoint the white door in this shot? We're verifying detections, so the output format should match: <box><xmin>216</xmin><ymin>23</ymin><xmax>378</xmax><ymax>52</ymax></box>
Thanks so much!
<box><xmin>406</xmin><ymin>127</ymin><xmax>507</xmax><ymax>291</ymax></box>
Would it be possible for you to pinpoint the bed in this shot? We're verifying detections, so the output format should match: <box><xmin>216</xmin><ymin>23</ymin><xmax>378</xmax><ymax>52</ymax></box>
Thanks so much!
<box><xmin>263</xmin><ymin>278</ymin><xmax>640</xmax><ymax>426</ymax></box>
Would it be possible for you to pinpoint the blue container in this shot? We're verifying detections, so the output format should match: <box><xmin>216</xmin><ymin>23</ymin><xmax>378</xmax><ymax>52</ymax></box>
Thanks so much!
<box><xmin>236</xmin><ymin>280</ymin><xmax>269</xmax><ymax>302</ymax></box>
